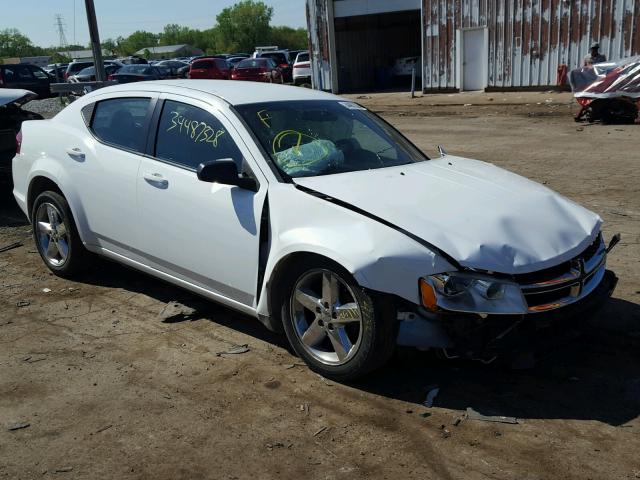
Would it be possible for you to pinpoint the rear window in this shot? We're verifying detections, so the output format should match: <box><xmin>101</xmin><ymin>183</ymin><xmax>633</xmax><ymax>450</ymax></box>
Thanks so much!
<box><xmin>69</xmin><ymin>62</ymin><xmax>92</xmax><ymax>73</ymax></box>
<box><xmin>193</xmin><ymin>60</ymin><xmax>215</xmax><ymax>69</ymax></box>
<box><xmin>296</xmin><ymin>53</ymin><xmax>309</xmax><ymax>63</ymax></box>
<box><xmin>215</xmin><ymin>59</ymin><xmax>228</xmax><ymax>69</ymax></box>
<box><xmin>119</xmin><ymin>65</ymin><xmax>152</xmax><ymax>74</ymax></box>
<box><xmin>261</xmin><ymin>53</ymin><xmax>287</xmax><ymax>65</ymax></box>
<box><xmin>237</xmin><ymin>59</ymin><xmax>268</xmax><ymax>69</ymax></box>
<box><xmin>90</xmin><ymin>97</ymin><xmax>151</xmax><ymax>152</ymax></box>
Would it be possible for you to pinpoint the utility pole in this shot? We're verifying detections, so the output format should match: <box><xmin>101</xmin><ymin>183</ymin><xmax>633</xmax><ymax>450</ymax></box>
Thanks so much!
<box><xmin>85</xmin><ymin>0</ymin><xmax>106</xmax><ymax>81</ymax></box>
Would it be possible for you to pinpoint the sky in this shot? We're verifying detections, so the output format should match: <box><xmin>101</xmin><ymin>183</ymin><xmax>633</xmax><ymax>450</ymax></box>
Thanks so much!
<box><xmin>1</xmin><ymin>0</ymin><xmax>307</xmax><ymax>48</ymax></box>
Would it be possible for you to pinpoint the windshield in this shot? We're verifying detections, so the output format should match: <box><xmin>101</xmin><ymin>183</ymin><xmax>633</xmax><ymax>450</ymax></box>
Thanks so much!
<box><xmin>235</xmin><ymin>100</ymin><xmax>428</xmax><ymax>178</ymax></box>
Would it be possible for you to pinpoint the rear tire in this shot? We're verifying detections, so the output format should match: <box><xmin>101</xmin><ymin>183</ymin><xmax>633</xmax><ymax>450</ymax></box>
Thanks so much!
<box><xmin>280</xmin><ymin>257</ymin><xmax>395</xmax><ymax>381</ymax></box>
<box><xmin>31</xmin><ymin>191</ymin><xmax>91</xmax><ymax>278</ymax></box>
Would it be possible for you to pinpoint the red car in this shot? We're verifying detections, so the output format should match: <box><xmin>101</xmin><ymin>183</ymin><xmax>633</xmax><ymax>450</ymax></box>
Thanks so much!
<box><xmin>230</xmin><ymin>58</ymin><xmax>283</xmax><ymax>83</ymax></box>
<box><xmin>188</xmin><ymin>58</ymin><xmax>230</xmax><ymax>80</ymax></box>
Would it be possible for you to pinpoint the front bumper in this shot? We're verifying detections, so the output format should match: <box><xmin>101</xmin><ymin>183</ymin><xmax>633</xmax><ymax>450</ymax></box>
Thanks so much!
<box><xmin>397</xmin><ymin>269</ymin><xmax>618</xmax><ymax>357</ymax></box>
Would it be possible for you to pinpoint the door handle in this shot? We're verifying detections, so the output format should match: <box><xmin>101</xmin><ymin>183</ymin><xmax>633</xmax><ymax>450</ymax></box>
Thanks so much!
<box><xmin>66</xmin><ymin>147</ymin><xmax>85</xmax><ymax>161</ymax></box>
<box><xmin>143</xmin><ymin>172</ymin><xmax>169</xmax><ymax>188</ymax></box>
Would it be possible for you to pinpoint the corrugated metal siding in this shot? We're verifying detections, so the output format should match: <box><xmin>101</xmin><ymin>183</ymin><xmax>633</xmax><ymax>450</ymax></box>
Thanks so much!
<box><xmin>307</xmin><ymin>0</ymin><xmax>640</xmax><ymax>91</ymax></box>
<box><xmin>423</xmin><ymin>0</ymin><xmax>640</xmax><ymax>90</ymax></box>
<box><xmin>306</xmin><ymin>0</ymin><xmax>333</xmax><ymax>90</ymax></box>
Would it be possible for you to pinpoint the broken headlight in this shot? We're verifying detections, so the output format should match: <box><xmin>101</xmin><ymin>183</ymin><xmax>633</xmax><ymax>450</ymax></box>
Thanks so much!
<box><xmin>420</xmin><ymin>272</ymin><xmax>527</xmax><ymax>315</ymax></box>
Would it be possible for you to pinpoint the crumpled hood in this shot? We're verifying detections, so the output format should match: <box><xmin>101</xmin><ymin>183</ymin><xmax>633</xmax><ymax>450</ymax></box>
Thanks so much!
<box><xmin>0</xmin><ymin>89</ymin><xmax>37</xmax><ymax>108</ymax></box>
<box><xmin>294</xmin><ymin>156</ymin><xmax>601</xmax><ymax>274</ymax></box>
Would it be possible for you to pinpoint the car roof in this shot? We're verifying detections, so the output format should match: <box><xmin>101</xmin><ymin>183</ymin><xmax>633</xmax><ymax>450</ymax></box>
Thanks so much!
<box><xmin>84</xmin><ymin>80</ymin><xmax>337</xmax><ymax>106</ymax></box>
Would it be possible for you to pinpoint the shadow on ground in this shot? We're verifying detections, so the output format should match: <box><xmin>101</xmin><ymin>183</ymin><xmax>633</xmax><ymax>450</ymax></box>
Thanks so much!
<box><xmin>77</xmin><ymin>255</ymin><xmax>640</xmax><ymax>427</ymax></box>
<box><xmin>0</xmin><ymin>180</ymin><xmax>28</xmax><ymax>227</ymax></box>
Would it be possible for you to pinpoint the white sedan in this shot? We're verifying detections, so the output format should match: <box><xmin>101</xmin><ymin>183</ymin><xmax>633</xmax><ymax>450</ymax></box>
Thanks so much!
<box><xmin>12</xmin><ymin>81</ymin><xmax>618</xmax><ymax>379</ymax></box>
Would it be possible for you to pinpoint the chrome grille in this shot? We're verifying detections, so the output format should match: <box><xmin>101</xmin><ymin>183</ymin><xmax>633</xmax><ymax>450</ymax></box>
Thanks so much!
<box><xmin>516</xmin><ymin>233</ymin><xmax>606</xmax><ymax>313</ymax></box>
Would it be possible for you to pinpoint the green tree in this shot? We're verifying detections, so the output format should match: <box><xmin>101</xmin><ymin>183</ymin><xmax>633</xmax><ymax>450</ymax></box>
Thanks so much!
<box><xmin>118</xmin><ymin>30</ymin><xmax>159</xmax><ymax>56</ymax></box>
<box><xmin>216</xmin><ymin>0</ymin><xmax>273</xmax><ymax>53</ymax></box>
<box><xmin>101</xmin><ymin>38</ymin><xmax>118</xmax><ymax>56</ymax></box>
<box><xmin>0</xmin><ymin>28</ymin><xmax>45</xmax><ymax>58</ymax></box>
<box><xmin>269</xmin><ymin>26</ymin><xmax>308</xmax><ymax>50</ymax></box>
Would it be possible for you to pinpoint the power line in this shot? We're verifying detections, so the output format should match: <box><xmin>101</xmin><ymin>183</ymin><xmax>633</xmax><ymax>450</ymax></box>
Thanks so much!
<box><xmin>54</xmin><ymin>14</ymin><xmax>68</xmax><ymax>50</ymax></box>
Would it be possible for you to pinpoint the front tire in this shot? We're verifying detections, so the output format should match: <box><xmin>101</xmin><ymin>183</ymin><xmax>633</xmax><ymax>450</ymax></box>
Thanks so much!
<box><xmin>281</xmin><ymin>258</ymin><xmax>395</xmax><ymax>381</ymax></box>
<box><xmin>31</xmin><ymin>191</ymin><xmax>90</xmax><ymax>278</ymax></box>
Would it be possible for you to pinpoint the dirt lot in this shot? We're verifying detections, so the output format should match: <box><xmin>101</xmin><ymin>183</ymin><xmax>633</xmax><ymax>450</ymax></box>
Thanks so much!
<box><xmin>1</xmin><ymin>92</ymin><xmax>639</xmax><ymax>480</ymax></box>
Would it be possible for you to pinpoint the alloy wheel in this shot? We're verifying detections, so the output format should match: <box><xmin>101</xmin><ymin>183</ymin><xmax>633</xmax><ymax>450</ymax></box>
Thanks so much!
<box><xmin>35</xmin><ymin>202</ymin><xmax>70</xmax><ymax>267</ymax></box>
<box><xmin>291</xmin><ymin>269</ymin><xmax>363</xmax><ymax>365</ymax></box>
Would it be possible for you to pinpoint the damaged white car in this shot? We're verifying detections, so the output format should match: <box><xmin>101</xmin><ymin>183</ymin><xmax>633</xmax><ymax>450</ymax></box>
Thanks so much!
<box><xmin>12</xmin><ymin>81</ymin><xmax>619</xmax><ymax>380</ymax></box>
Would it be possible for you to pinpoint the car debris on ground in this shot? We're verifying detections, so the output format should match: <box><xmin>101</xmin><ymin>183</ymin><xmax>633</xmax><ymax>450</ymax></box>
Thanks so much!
<box><xmin>466</xmin><ymin>407</ymin><xmax>518</xmax><ymax>424</ymax></box>
<box><xmin>0</xmin><ymin>241</ymin><xmax>23</xmax><ymax>253</ymax></box>
<box><xmin>7</xmin><ymin>422</ymin><xmax>30</xmax><ymax>431</ymax></box>
<box><xmin>216</xmin><ymin>344</ymin><xmax>250</xmax><ymax>356</ymax></box>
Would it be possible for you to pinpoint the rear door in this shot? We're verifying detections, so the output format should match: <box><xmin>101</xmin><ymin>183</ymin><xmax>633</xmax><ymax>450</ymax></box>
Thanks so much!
<box><xmin>135</xmin><ymin>94</ymin><xmax>268</xmax><ymax>307</ymax></box>
<box><xmin>71</xmin><ymin>94</ymin><xmax>156</xmax><ymax>254</ymax></box>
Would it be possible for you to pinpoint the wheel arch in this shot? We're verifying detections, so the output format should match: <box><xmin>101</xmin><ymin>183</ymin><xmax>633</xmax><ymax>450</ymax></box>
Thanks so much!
<box><xmin>262</xmin><ymin>251</ymin><xmax>354</xmax><ymax>333</ymax></box>
<box><xmin>27</xmin><ymin>175</ymin><xmax>64</xmax><ymax>220</ymax></box>
<box><xmin>26</xmin><ymin>174</ymin><xmax>91</xmax><ymax>246</ymax></box>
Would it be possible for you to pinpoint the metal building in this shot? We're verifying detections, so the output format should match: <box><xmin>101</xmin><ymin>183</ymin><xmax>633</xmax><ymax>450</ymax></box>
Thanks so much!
<box><xmin>306</xmin><ymin>0</ymin><xmax>640</xmax><ymax>93</ymax></box>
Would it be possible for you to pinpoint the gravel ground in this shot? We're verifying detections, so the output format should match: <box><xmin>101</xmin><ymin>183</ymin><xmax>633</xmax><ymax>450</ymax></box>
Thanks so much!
<box><xmin>23</xmin><ymin>97</ymin><xmax>66</xmax><ymax>119</ymax></box>
<box><xmin>1</xmin><ymin>94</ymin><xmax>639</xmax><ymax>480</ymax></box>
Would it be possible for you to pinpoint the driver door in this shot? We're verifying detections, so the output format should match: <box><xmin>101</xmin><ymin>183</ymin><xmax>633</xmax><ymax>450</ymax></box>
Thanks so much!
<box><xmin>135</xmin><ymin>95</ymin><xmax>268</xmax><ymax>308</ymax></box>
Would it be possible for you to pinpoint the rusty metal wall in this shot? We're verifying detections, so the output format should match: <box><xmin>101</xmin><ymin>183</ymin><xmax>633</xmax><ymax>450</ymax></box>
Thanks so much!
<box><xmin>307</xmin><ymin>0</ymin><xmax>640</xmax><ymax>91</ymax></box>
<box><xmin>423</xmin><ymin>0</ymin><xmax>640</xmax><ymax>90</ymax></box>
<box><xmin>306</xmin><ymin>0</ymin><xmax>334</xmax><ymax>91</ymax></box>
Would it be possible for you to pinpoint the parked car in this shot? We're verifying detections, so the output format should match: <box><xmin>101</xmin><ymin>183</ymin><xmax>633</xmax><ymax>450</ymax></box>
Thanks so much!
<box><xmin>227</xmin><ymin>56</ymin><xmax>248</xmax><ymax>69</ymax></box>
<box><xmin>230</xmin><ymin>58</ymin><xmax>283</xmax><ymax>83</ymax></box>
<box><xmin>155</xmin><ymin>60</ymin><xmax>189</xmax><ymax>77</ymax></box>
<box><xmin>68</xmin><ymin>64</ymin><xmax>121</xmax><ymax>83</ymax></box>
<box><xmin>0</xmin><ymin>64</ymin><xmax>52</xmax><ymax>98</ymax></box>
<box><xmin>188</xmin><ymin>58</ymin><xmax>230</xmax><ymax>80</ymax></box>
<box><xmin>392</xmin><ymin>56</ymin><xmax>422</xmax><ymax>77</ymax></box>
<box><xmin>108</xmin><ymin>65</ymin><xmax>165</xmax><ymax>83</ymax></box>
<box><xmin>176</xmin><ymin>64</ymin><xmax>190</xmax><ymax>78</ymax></box>
<box><xmin>117</xmin><ymin>56</ymin><xmax>148</xmax><ymax>65</ymax></box>
<box><xmin>64</xmin><ymin>61</ymin><xmax>94</xmax><ymax>81</ymax></box>
<box><xmin>0</xmin><ymin>89</ymin><xmax>42</xmax><ymax>176</ymax></box>
<box><xmin>292</xmin><ymin>51</ymin><xmax>311</xmax><ymax>86</ymax></box>
<box><xmin>254</xmin><ymin>51</ymin><xmax>292</xmax><ymax>83</ymax></box>
<box><xmin>11</xmin><ymin>81</ymin><xmax>620</xmax><ymax>380</ymax></box>
<box><xmin>45</xmin><ymin>64</ymin><xmax>68</xmax><ymax>81</ymax></box>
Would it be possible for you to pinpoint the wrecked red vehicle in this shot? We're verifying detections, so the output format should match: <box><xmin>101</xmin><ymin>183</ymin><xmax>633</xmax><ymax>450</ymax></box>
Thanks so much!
<box><xmin>569</xmin><ymin>56</ymin><xmax>640</xmax><ymax>123</ymax></box>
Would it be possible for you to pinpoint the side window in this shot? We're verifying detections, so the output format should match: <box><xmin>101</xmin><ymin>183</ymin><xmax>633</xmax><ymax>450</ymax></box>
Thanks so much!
<box><xmin>155</xmin><ymin>100</ymin><xmax>243</xmax><ymax>171</ymax></box>
<box><xmin>5</xmin><ymin>65</ymin><xmax>33</xmax><ymax>82</ymax></box>
<box><xmin>90</xmin><ymin>97</ymin><xmax>151</xmax><ymax>152</ymax></box>
<box><xmin>30</xmin><ymin>66</ymin><xmax>49</xmax><ymax>79</ymax></box>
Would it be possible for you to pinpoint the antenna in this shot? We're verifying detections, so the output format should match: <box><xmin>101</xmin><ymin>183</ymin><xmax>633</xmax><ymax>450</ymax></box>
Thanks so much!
<box><xmin>55</xmin><ymin>14</ymin><xmax>69</xmax><ymax>50</ymax></box>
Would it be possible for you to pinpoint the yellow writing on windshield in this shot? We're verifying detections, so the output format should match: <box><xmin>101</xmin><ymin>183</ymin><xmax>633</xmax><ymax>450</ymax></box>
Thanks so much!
<box><xmin>272</xmin><ymin>130</ymin><xmax>317</xmax><ymax>155</ymax></box>
<box><xmin>166</xmin><ymin>111</ymin><xmax>226</xmax><ymax>148</ymax></box>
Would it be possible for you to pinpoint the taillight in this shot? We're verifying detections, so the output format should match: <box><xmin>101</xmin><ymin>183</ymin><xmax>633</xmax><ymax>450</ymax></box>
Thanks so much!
<box><xmin>0</xmin><ymin>70</ymin><xmax>4</xmax><ymax>85</ymax></box>
<box><xmin>107</xmin><ymin>74</ymin><xmax>114</xmax><ymax>81</ymax></box>
<box><xmin>279</xmin><ymin>63</ymin><xmax>289</xmax><ymax>69</ymax></box>
<box><xmin>16</xmin><ymin>130</ymin><xmax>22</xmax><ymax>154</ymax></box>
<box><xmin>64</xmin><ymin>71</ymin><xmax>69</xmax><ymax>80</ymax></box>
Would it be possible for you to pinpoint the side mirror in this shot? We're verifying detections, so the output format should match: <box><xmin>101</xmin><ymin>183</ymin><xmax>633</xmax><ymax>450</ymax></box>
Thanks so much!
<box><xmin>197</xmin><ymin>159</ymin><xmax>258</xmax><ymax>192</ymax></box>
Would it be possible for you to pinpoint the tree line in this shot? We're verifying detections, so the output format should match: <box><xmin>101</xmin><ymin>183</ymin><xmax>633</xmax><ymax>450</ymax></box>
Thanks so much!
<box><xmin>1</xmin><ymin>1</ymin><xmax>308</xmax><ymax>61</ymax></box>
